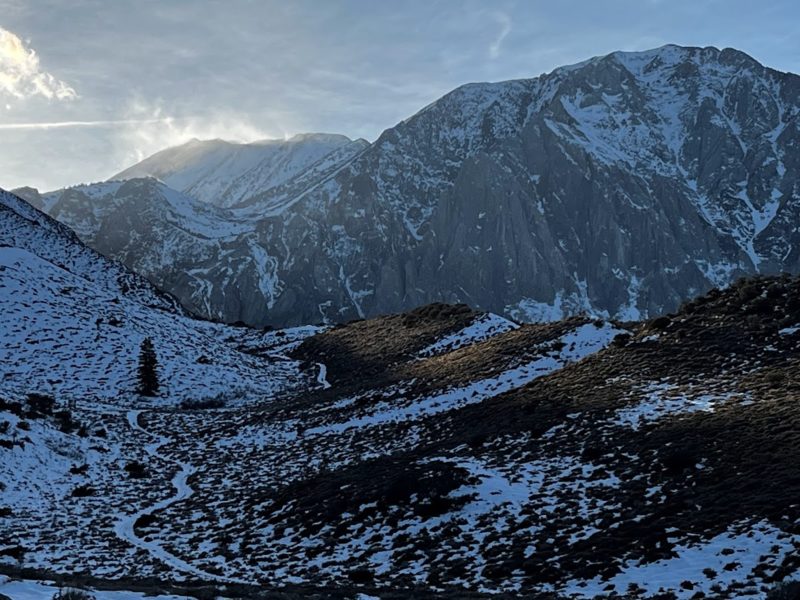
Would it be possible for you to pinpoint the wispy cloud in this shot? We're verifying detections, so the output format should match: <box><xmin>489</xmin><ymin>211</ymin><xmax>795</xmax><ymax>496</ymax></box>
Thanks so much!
<box><xmin>115</xmin><ymin>99</ymin><xmax>284</xmax><ymax>166</ymax></box>
<box><xmin>489</xmin><ymin>12</ymin><xmax>512</xmax><ymax>59</ymax></box>
<box><xmin>0</xmin><ymin>27</ymin><xmax>77</xmax><ymax>100</ymax></box>
<box><xmin>0</xmin><ymin>118</ymin><xmax>172</xmax><ymax>130</ymax></box>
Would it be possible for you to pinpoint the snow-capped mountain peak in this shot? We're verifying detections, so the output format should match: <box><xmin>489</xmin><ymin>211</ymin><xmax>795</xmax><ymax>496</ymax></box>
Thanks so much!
<box><xmin>28</xmin><ymin>44</ymin><xmax>800</xmax><ymax>328</ymax></box>
<box><xmin>111</xmin><ymin>133</ymin><xmax>361</xmax><ymax>208</ymax></box>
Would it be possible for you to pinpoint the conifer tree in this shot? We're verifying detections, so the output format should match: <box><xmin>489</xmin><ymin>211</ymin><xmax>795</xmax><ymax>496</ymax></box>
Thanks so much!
<box><xmin>137</xmin><ymin>337</ymin><xmax>159</xmax><ymax>396</ymax></box>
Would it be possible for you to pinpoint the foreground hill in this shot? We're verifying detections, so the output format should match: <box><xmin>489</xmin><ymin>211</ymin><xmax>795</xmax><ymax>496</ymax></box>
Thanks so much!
<box><xmin>23</xmin><ymin>44</ymin><xmax>800</xmax><ymax>328</ymax></box>
<box><xmin>0</xmin><ymin>188</ymin><xmax>310</xmax><ymax>404</ymax></box>
<box><xmin>3</xmin><ymin>217</ymin><xmax>800</xmax><ymax>598</ymax></box>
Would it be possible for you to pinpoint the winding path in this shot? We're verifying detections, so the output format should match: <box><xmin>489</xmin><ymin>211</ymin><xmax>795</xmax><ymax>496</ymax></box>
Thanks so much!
<box><xmin>113</xmin><ymin>409</ymin><xmax>248</xmax><ymax>584</ymax></box>
<box><xmin>316</xmin><ymin>362</ymin><xmax>331</xmax><ymax>389</ymax></box>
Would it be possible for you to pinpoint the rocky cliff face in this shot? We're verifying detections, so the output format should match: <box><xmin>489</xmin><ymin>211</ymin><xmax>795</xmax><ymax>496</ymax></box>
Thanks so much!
<box><xmin>25</xmin><ymin>45</ymin><xmax>800</xmax><ymax>327</ymax></box>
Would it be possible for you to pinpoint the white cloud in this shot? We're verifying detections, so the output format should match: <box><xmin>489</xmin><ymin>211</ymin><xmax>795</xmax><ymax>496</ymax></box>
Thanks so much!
<box><xmin>489</xmin><ymin>12</ymin><xmax>512</xmax><ymax>59</ymax></box>
<box><xmin>0</xmin><ymin>27</ymin><xmax>77</xmax><ymax>100</ymax></box>
<box><xmin>115</xmin><ymin>99</ymin><xmax>285</xmax><ymax>166</ymax></box>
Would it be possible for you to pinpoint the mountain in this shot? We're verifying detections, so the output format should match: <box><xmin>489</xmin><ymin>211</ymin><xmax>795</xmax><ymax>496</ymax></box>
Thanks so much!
<box><xmin>0</xmin><ymin>188</ymin><xmax>311</xmax><ymax>404</ymax></box>
<box><xmin>111</xmin><ymin>133</ymin><xmax>369</xmax><ymax>208</ymax></box>
<box><xmin>26</xmin><ymin>44</ymin><xmax>800</xmax><ymax>328</ymax></box>
<box><xmin>4</xmin><ymin>262</ymin><xmax>800</xmax><ymax>598</ymax></box>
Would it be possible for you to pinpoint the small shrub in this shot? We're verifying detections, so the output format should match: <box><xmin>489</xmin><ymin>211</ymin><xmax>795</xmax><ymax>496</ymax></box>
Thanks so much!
<box><xmin>26</xmin><ymin>393</ymin><xmax>55</xmax><ymax>416</ymax></box>
<box><xmin>69</xmin><ymin>464</ymin><xmax>89</xmax><ymax>475</ymax></box>
<box><xmin>467</xmin><ymin>433</ymin><xmax>487</xmax><ymax>449</ymax></box>
<box><xmin>55</xmin><ymin>410</ymin><xmax>77</xmax><ymax>434</ymax></box>
<box><xmin>0</xmin><ymin>398</ymin><xmax>24</xmax><ymax>417</ymax></box>
<box><xmin>124</xmin><ymin>461</ymin><xmax>147</xmax><ymax>478</ymax></box>
<box><xmin>71</xmin><ymin>484</ymin><xmax>94</xmax><ymax>497</ymax></box>
<box><xmin>767</xmin><ymin>580</ymin><xmax>800</xmax><ymax>600</ymax></box>
<box><xmin>134</xmin><ymin>513</ymin><xmax>158</xmax><ymax>529</ymax></box>
<box><xmin>661</xmin><ymin>447</ymin><xmax>700</xmax><ymax>474</ymax></box>
<box><xmin>347</xmin><ymin>566</ymin><xmax>374</xmax><ymax>584</ymax></box>
<box><xmin>746</xmin><ymin>296</ymin><xmax>773</xmax><ymax>315</ymax></box>
<box><xmin>612</xmin><ymin>333</ymin><xmax>631</xmax><ymax>347</ymax></box>
<box><xmin>0</xmin><ymin>545</ymin><xmax>26</xmax><ymax>560</ymax></box>
<box><xmin>16</xmin><ymin>420</ymin><xmax>30</xmax><ymax>431</ymax></box>
<box><xmin>737</xmin><ymin>281</ymin><xmax>761</xmax><ymax>300</ymax></box>
<box><xmin>179</xmin><ymin>397</ymin><xmax>226</xmax><ymax>410</ymax></box>
<box><xmin>53</xmin><ymin>588</ymin><xmax>96</xmax><ymax>600</ymax></box>
<box><xmin>766</xmin><ymin>370</ymin><xmax>786</xmax><ymax>385</ymax></box>
<box><xmin>414</xmin><ymin>494</ymin><xmax>459</xmax><ymax>519</ymax></box>
<box><xmin>649</xmin><ymin>316</ymin><xmax>672</xmax><ymax>331</ymax></box>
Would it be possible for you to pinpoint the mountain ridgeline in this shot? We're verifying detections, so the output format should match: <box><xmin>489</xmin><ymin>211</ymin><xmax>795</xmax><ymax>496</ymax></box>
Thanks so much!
<box><xmin>19</xmin><ymin>44</ymin><xmax>800</xmax><ymax>327</ymax></box>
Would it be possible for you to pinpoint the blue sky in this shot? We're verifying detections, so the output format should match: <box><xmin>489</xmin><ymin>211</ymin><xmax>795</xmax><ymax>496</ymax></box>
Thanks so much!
<box><xmin>1</xmin><ymin>0</ymin><xmax>798</xmax><ymax>190</ymax></box>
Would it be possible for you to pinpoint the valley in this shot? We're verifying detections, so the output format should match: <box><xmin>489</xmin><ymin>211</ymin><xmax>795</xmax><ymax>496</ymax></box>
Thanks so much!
<box><xmin>2</xmin><ymin>37</ymin><xmax>800</xmax><ymax>600</ymax></box>
<box><xmin>3</xmin><ymin>184</ymin><xmax>800</xmax><ymax>598</ymax></box>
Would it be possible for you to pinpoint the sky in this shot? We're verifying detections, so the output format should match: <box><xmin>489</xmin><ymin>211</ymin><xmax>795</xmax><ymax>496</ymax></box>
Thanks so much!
<box><xmin>0</xmin><ymin>0</ymin><xmax>798</xmax><ymax>191</ymax></box>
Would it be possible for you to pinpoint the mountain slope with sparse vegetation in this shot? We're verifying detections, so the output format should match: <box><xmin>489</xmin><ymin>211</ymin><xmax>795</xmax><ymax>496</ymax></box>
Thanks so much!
<box><xmin>3</xmin><ymin>189</ymin><xmax>800</xmax><ymax>599</ymax></box>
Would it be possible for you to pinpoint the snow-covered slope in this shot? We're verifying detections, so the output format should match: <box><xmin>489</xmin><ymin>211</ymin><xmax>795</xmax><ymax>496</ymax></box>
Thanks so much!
<box><xmin>5</xmin><ymin>273</ymin><xmax>800</xmax><ymax>599</ymax></box>
<box><xmin>0</xmin><ymin>188</ymin><xmax>307</xmax><ymax>404</ymax></box>
<box><xmin>30</xmin><ymin>45</ymin><xmax>800</xmax><ymax>328</ymax></box>
<box><xmin>111</xmin><ymin>133</ymin><xmax>365</xmax><ymax>208</ymax></box>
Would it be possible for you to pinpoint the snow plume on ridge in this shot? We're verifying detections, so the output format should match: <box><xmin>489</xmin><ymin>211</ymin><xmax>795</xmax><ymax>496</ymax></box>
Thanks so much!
<box><xmin>117</xmin><ymin>98</ymin><xmax>291</xmax><ymax>167</ymax></box>
<box><xmin>0</xmin><ymin>27</ymin><xmax>77</xmax><ymax>100</ymax></box>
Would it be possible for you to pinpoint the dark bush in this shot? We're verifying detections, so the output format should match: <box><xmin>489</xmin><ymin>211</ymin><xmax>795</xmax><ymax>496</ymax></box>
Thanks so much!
<box><xmin>612</xmin><ymin>333</ymin><xmax>631</xmax><ymax>347</ymax></box>
<box><xmin>179</xmin><ymin>397</ymin><xmax>226</xmax><ymax>410</ymax></box>
<box><xmin>746</xmin><ymin>296</ymin><xmax>773</xmax><ymax>315</ymax></box>
<box><xmin>767</xmin><ymin>580</ymin><xmax>800</xmax><ymax>600</ymax></box>
<box><xmin>649</xmin><ymin>316</ymin><xmax>672</xmax><ymax>331</ymax></box>
<box><xmin>661</xmin><ymin>447</ymin><xmax>700</xmax><ymax>474</ymax></box>
<box><xmin>55</xmin><ymin>410</ymin><xmax>77</xmax><ymax>433</ymax></box>
<box><xmin>414</xmin><ymin>494</ymin><xmax>459</xmax><ymax>519</ymax></box>
<box><xmin>71</xmin><ymin>484</ymin><xmax>94</xmax><ymax>497</ymax></box>
<box><xmin>0</xmin><ymin>545</ymin><xmax>26</xmax><ymax>560</ymax></box>
<box><xmin>467</xmin><ymin>432</ymin><xmax>487</xmax><ymax>449</ymax></box>
<box><xmin>26</xmin><ymin>393</ymin><xmax>55</xmax><ymax>416</ymax></box>
<box><xmin>347</xmin><ymin>566</ymin><xmax>374</xmax><ymax>584</ymax></box>
<box><xmin>124</xmin><ymin>461</ymin><xmax>147</xmax><ymax>478</ymax></box>
<box><xmin>134</xmin><ymin>513</ymin><xmax>158</xmax><ymax>529</ymax></box>
<box><xmin>738</xmin><ymin>281</ymin><xmax>762</xmax><ymax>302</ymax></box>
<box><xmin>0</xmin><ymin>399</ymin><xmax>24</xmax><ymax>417</ymax></box>
<box><xmin>766</xmin><ymin>370</ymin><xmax>786</xmax><ymax>385</ymax></box>
<box><xmin>52</xmin><ymin>588</ymin><xmax>96</xmax><ymax>600</ymax></box>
